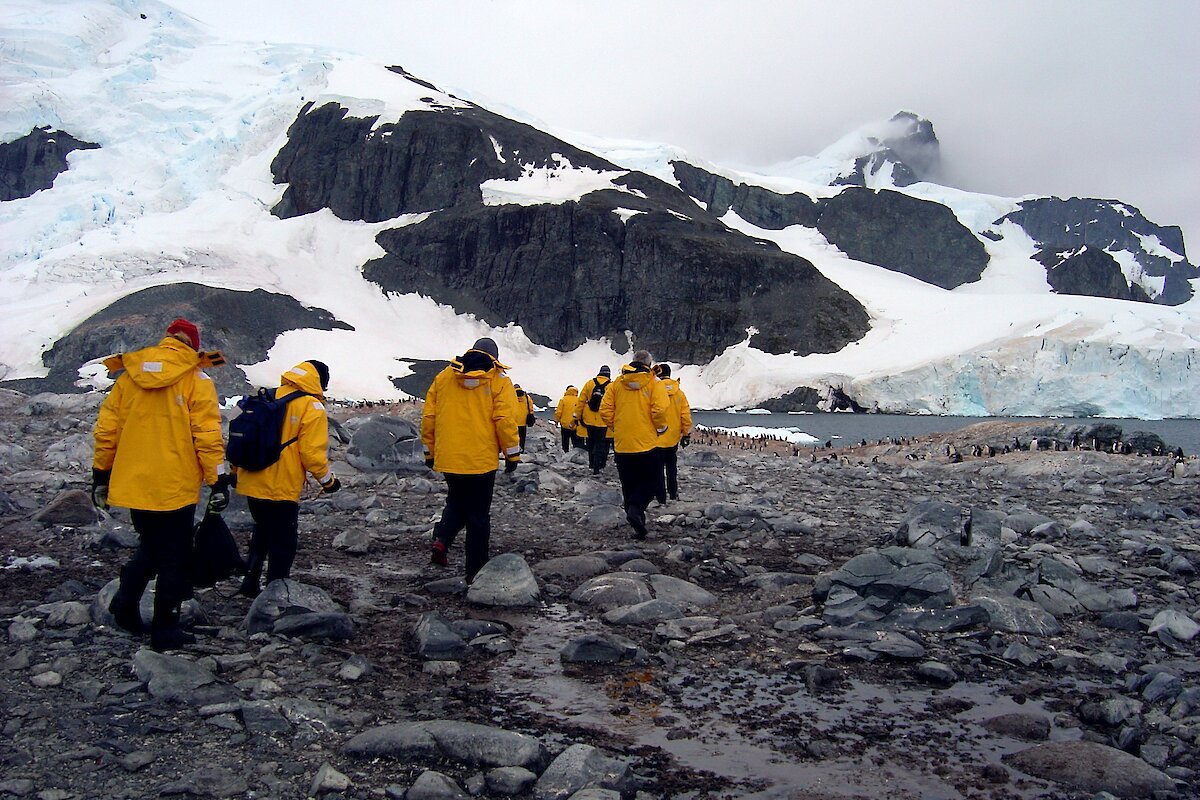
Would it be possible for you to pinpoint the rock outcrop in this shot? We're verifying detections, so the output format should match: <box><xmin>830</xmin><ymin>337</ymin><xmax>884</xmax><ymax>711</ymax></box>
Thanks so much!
<box><xmin>4</xmin><ymin>283</ymin><xmax>351</xmax><ymax>397</ymax></box>
<box><xmin>270</xmin><ymin>101</ymin><xmax>870</xmax><ymax>363</ymax></box>
<box><xmin>1035</xmin><ymin>245</ymin><xmax>1151</xmax><ymax>302</ymax></box>
<box><xmin>673</xmin><ymin>165</ymin><xmax>990</xmax><ymax>290</ymax></box>
<box><xmin>998</xmin><ymin>197</ymin><xmax>1196</xmax><ymax>304</ymax></box>
<box><xmin>0</xmin><ymin>127</ymin><xmax>99</xmax><ymax>202</ymax></box>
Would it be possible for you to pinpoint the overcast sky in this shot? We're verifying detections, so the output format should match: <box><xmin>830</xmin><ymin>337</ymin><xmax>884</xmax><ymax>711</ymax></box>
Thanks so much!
<box><xmin>166</xmin><ymin>0</ymin><xmax>1200</xmax><ymax>250</ymax></box>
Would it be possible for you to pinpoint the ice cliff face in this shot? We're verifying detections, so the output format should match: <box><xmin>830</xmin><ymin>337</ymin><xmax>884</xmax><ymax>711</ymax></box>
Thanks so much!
<box><xmin>858</xmin><ymin>338</ymin><xmax>1197</xmax><ymax>419</ymax></box>
<box><xmin>0</xmin><ymin>0</ymin><xmax>1197</xmax><ymax>417</ymax></box>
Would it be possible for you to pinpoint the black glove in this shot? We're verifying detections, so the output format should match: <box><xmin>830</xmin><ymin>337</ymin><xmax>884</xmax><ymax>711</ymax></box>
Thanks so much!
<box><xmin>425</xmin><ymin>457</ymin><xmax>435</xmax><ymax>470</ymax></box>
<box><xmin>681</xmin><ymin>435</ymin><xmax>691</xmax><ymax>448</ymax></box>
<box><xmin>504</xmin><ymin>458</ymin><xmax>519</xmax><ymax>474</ymax></box>
<box><xmin>321</xmin><ymin>476</ymin><xmax>341</xmax><ymax>494</ymax></box>
<box><xmin>207</xmin><ymin>473</ymin><xmax>234</xmax><ymax>513</ymax></box>
<box><xmin>91</xmin><ymin>468</ymin><xmax>111</xmax><ymax>509</ymax></box>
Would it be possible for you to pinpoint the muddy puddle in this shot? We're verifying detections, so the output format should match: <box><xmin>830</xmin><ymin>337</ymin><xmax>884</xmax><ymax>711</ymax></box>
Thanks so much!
<box><xmin>488</xmin><ymin>604</ymin><xmax>1083</xmax><ymax>798</ymax></box>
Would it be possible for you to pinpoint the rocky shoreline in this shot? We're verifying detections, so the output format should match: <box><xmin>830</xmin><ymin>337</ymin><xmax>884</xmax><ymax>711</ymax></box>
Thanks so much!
<box><xmin>2</xmin><ymin>388</ymin><xmax>1198</xmax><ymax>799</ymax></box>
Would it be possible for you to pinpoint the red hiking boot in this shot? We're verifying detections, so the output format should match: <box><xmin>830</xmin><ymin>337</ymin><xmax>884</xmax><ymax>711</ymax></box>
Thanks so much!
<box><xmin>430</xmin><ymin>540</ymin><xmax>448</xmax><ymax>567</ymax></box>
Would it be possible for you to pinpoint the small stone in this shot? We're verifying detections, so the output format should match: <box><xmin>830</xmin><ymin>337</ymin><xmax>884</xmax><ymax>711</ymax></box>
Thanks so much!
<box><xmin>30</xmin><ymin>671</ymin><xmax>62</xmax><ymax>688</ymax></box>
<box><xmin>310</xmin><ymin>762</ymin><xmax>352</xmax><ymax>796</ymax></box>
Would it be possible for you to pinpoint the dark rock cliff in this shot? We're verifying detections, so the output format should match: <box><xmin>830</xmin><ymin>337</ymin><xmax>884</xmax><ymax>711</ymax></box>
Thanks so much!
<box><xmin>1</xmin><ymin>127</ymin><xmax>99</xmax><ymax>202</ymax></box>
<box><xmin>816</xmin><ymin>188</ymin><xmax>989</xmax><ymax>289</ymax></box>
<box><xmin>2</xmin><ymin>283</ymin><xmax>350</xmax><ymax>397</ymax></box>
<box><xmin>1034</xmin><ymin>246</ymin><xmax>1150</xmax><ymax>302</ymax></box>
<box><xmin>271</xmin><ymin>101</ymin><xmax>617</xmax><ymax>221</ymax></box>
<box><xmin>674</xmin><ymin>163</ymin><xmax>989</xmax><ymax>290</ymax></box>
<box><xmin>365</xmin><ymin>192</ymin><xmax>868</xmax><ymax>363</ymax></box>
<box><xmin>672</xmin><ymin>161</ymin><xmax>820</xmax><ymax>229</ymax></box>
<box><xmin>997</xmin><ymin>197</ymin><xmax>1196</xmax><ymax>304</ymax></box>
<box><xmin>271</xmin><ymin>101</ymin><xmax>870</xmax><ymax>363</ymax></box>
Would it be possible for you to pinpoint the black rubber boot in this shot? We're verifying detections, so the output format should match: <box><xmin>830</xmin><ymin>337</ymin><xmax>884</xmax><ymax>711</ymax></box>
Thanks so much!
<box><xmin>237</xmin><ymin>553</ymin><xmax>263</xmax><ymax>599</ymax></box>
<box><xmin>107</xmin><ymin>593</ymin><xmax>146</xmax><ymax>635</ymax></box>
<box><xmin>150</xmin><ymin>609</ymin><xmax>195</xmax><ymax>652</ymax></box>
<box><xmin>150</xmin><ymin>625</ymin><xmax>196</xmax><ymax>652</ymax></box>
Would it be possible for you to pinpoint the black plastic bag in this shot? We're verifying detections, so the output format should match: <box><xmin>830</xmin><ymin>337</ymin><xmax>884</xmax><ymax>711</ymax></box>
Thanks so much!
<box><xmin>191</xmin><ymin>510</ymin><xmax>246</xmax><ymax>588</ymax></box>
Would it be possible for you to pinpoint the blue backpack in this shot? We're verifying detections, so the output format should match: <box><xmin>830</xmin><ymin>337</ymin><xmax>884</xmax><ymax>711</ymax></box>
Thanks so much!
<box><xmin>226</xmin><ymin>388</ymin><xmax>310</xmax><ymax>471</ymax></box>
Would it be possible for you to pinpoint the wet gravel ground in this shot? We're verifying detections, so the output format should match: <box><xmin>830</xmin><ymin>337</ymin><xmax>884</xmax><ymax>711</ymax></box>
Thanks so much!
<box><xmin>1</xmin><ymin>390</ymin><xmax>1197</xmax><ymax>799</ymax></box>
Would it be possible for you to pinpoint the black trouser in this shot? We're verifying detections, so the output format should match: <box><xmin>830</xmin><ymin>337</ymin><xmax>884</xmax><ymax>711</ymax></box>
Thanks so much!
<box><xmin>586</xmin><ymin>425</ymin><xmax>610</xmax><ymax>472</ymax></box>
<box><xmin>245</xmin><ymin>497</ymin><xmax>300</xmax><ymax>586</ymax></box>
<box><xmin>113</xmin><ymin>506</ymin><xmax>195</xmax><ymax>630</ymax></box>
<box><xmin>656</xmin><ymin>445</ymin><xmax>679</xmax><ymax>502</ymax></box>
<box><xmin>518</xmin><ymin>425</ymin><xmax>528</xmax><ymax>453</ymax></box>
<box><xmin>433</xmin><ymin>471</ymin><xmax>496</xmax><ymax>581</ymax></box>
<box><xmin>560</xmin><ymin>427</ymin><xmax>573</xmax><ymax>453</ymax></box>
<box><xmin>614</xmin><ymin>451</ymin><xmax>659</xmax><ymax>517</ymax></box>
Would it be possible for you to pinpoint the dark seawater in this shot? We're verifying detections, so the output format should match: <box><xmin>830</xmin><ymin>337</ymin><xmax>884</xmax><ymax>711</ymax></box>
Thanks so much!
<box><xmin>690</xmin><ymin>412</ymin><xmax>1200</xmax><ymax>456</ymax></box>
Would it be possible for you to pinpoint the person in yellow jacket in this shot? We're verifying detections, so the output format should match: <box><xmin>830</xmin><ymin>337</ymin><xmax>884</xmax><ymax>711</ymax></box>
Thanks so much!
<box><xmin>422</xmin><ymin>337</ymin><xmax>521</xmax><ymax>582</ymax></box>
<box><xmin>235</xmin><ymin>360</ymin><xmax>340</xmax><ymax>598</ymax></box>
<box><xmin>554</xmin><ymin>385</ymin><xmax>579</xmax><ymax>453</ymax></box>
<box><xmin>91</xmin><ymin>317</ymin><xmax>230</xmax><ymax>652</ymax></box>
<box><xmin>576</xmin><ymin>365</ymin><xmax>613</xmax><ymax>475</ymax></box>
<box><xmin>599</xmin><ymin>350</ymin><xmax>670</xmax><ymax>540</ymax></box>
<box><xmin>653</xmin><ymin>363</ymin><xmax>693</xmax><ymax>504</ymax></box>
<box><xmin>514</xmin><ymin>383</ymin><xmax>535</xmax><ymax>453</ymax></box>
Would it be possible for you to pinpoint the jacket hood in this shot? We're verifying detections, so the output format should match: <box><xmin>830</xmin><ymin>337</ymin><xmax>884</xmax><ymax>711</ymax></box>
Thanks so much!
<box><xmin>618</xmin><ymin>362</ymin><xmax>654</xmax><ymax>390</ymax></box>
<box><xmin>281</xmin><ymin>361</ymin><xmax>326</xmax><ymax>396</ymax></box>
<box><xmin>112</xmin><ymin>338</ymin><xmax>202</xmax><ymax>389</ymax></box>
<box><xmin>563</xmin><ymin>387</ymin><xmax>578</xmax><ymax>396</ymax></box>
<box><xmin>451</xmin><ymin>349</ymin><xmax>509</xmax><ymax>384</ymax></box>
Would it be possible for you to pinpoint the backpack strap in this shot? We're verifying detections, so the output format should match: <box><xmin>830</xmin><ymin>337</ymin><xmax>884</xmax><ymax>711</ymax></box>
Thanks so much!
<box><xmin>276</xmin><ymin>390</ymin><xmax>314</xmax><ymax>449</ymax></box>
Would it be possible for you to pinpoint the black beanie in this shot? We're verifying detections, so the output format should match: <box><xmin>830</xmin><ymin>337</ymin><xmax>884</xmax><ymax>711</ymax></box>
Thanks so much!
<box><xmin>472</xmin><ymin>337</ymin><xmax>499</xmax><ymax>359</ymax></box>
<box><xmin>599</xmin><ymin>365</ymin><xmax>611</xmax><ymax>376</ymax></box>
<box><xmin>307</xmin><ymin>360</ymin><xmax>330</xmax><ymax>390</ymax></box>
<box><xmin>657</xmin><ymin>363</ymin><xmax>671</xmax><ymax>377</ymax></box>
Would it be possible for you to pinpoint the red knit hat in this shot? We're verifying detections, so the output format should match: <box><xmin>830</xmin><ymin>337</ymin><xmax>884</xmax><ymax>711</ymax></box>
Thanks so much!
<box><xmin>166</xmin><ymin>318</ymin><xmax>200</xmax><ymax>350</ymax></box>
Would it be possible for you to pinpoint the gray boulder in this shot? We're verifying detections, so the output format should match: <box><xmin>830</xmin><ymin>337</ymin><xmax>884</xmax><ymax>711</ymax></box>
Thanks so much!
<box><xmin>1003</xmin><ymin>741</ymin><xmax>1175</xmax><ymax>796</ymax></box>
<box><xmin>570</xmin><ymin>573</ymin><xmax>653</xmax><ymax>611</ymax></box>
<box><xmin>346</xmin><ymin>415</ymin><xmax>424</xmax><ymax>471</ymax></box>
<box><xmin>534</xmin><ymin>555</ymin><xmax>610</xmax><ymax>583</ymax></box>
<box><xmin>466</xmin><ymin>553</ymin><xmax>540</xmax><ymax>607</ymax></box>
<box><xmin>560</xmin><ymin>634</ymin><xmax>642</xmax><ymax>665</ymax></box>
<box><xmin>244</xmin><ymin>579</ymin><xmax>343</xmax><ymax>635</ymax></box>
<box><xmin>415</xmin><ymin>612</ymin><xmax>470</xmax><ymax>661</ymax></box>
<box><xmin>33</xmin><ymin>489</ymin><xmax>99</xmax><ymax>526</ymax></box>
<box><xmin>343</xmin><ymin>720</ymin><xmax>549</xmax><ymax>772</ymax></box>
<box><xmin>1147</xmin><ymin>608</ymin><xmax>1199</xmax><ymax>641</ymax></box>
<box><xmin>534</xmin><ymin>743</ymin><xmax>635</xmax><ymax>800</ymax></box>
<box><xmin>408</xmin><ymin>770</ymin><xmax>468</xmax><ymax>800</ymax></box>
<box><xmin>893</xmin><ymin>500</ymin><xmax>964</xmax><ymax>548</ymax></box>
<box><xmin>972</xmin><ymin>593</ymin><xmax>1062</xmax><ymax>636</ymax></box>
<box><xmin>132</xmin><ymin>648</ymin><xmax>235</xmax><ymax>705</ymax></box>
<box><xmin>602</xmin><ymin>599</ymin><xmax>683</xmax><ymax>626</ymax></box>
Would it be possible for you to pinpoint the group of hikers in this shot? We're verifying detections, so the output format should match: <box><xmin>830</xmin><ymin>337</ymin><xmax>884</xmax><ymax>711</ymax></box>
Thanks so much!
<box><xmin>422</xmin><ymin>339</ymin><xmax>693</xmax><ymax>579</ymax></box>
<box><xmin>91</xmin><ymin>318</ymin><xmax>340</xmax><ymax>652</ymax></box>
<box><xmin>89</xmin><ymin>322</ymin><xmax>691</xmax><ymax>652</ymax></box>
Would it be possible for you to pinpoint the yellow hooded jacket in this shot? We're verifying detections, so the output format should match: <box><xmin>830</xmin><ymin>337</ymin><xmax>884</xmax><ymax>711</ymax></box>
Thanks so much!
<box><xmin>235</xmin><ymin>361</ymin><xmax>334</xmax><ymax>502</ymax></box>
<box><xmin>422</xmin><ymin>349</ymin><xmax>521</xmax><ymax>474</ymax></box>
<box><xmin>515</xmin><ymin>387</ymin><xmax>534</xmax><ymax>426</ymax></box>
<box><xmin>599</xmin><ymin>363</ymin><xmax>670</xmax><ymax>454</ymax></box>
<box><xmin>554</xmin><ymin>387</ymin><xmax>579</xmax><ymax>429</ymax></box>
<box><xmin>92</xmin><ymin>337</ymin><xmax>226</xmax><ymax>511</ymax></box>
<box><xmin>575</xmin><ymin>375</ymin><xmax>612</xmax><ymax>432</ymax></box>
<box><xmin>659</xmin><ymin>376</ymin><xmax>693</xmax><ymax>448</ymax></box>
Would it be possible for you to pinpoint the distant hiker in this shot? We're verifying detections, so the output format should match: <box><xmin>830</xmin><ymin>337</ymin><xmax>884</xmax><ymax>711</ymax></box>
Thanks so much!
<box><xmin>422</xmin><ymin>337</ymin><xmax>521</xmax><ymax>583</ymax></box>
<box><xmin>554</xmin><ymin>385</ymin><xmax>579</xmax><ymax>453</ymax></box>
<box><xmin>92</xmin><ymin>317</ymin><xmax>231</xmax><ymax>652</ymax></box>
<box><xmin>514</xmin><ymin>384</ymin><xmax>535</xmax><ymax>453</ymax></box>
<box><xmin>600</xmin><ymin>350</ymin><xmax>670</xmax><ymax>540</ymax></box>
<box><xmin>234</xmin><ymin>360</ymin><xmax>340</xmax><ymax>599</ymax></box>
<box><xmin>652</xmin><ymin>364</ymin><xmax>692</xmax><ymax>503</ymax></box>
<box><xmin>577</xmin><ymin>365</ymin><xmax>613</xmax><ymax>475</ymax></box>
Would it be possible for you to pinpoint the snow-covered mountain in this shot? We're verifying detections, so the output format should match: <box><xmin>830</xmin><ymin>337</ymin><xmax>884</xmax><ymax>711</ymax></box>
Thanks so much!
<box><xmin>2</xmin><ymin>0</ymin><xmax>1197</xmax><ymax>417</ymax></box>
